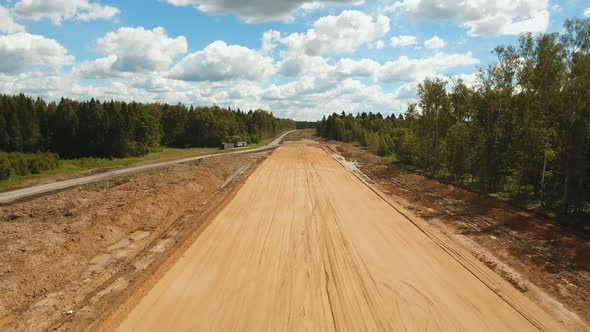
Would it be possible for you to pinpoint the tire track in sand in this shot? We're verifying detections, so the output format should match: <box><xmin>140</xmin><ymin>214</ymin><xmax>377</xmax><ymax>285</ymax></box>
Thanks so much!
<box><xmin>113</xmin><ymin>142</ymin><xmax>564</xmax><ymax>332</ymax></box>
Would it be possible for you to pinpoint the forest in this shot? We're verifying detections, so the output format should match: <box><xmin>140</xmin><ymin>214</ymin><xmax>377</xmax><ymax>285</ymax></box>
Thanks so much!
<box><xmin>0</xmin><ymin>95</ymin><xmax>294</xmax><ymax>180</ymax></box>
<box><xmin>317</xmin><ymin>17</ymin><xmax>590</xmax><ymax>219</ymax></box>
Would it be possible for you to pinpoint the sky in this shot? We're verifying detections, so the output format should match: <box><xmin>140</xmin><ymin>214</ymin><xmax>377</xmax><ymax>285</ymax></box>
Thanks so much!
<box><xmin>0</xmin><ymin>0</ymin><xmax>588</xmax><ymax>120</ymax></box>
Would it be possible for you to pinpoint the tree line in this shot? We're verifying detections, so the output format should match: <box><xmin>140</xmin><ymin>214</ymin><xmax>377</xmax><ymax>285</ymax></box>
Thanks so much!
<box><xmin>0</xmin><ymin>95</ymin><xmax>295</xmax><ymax>158</ymax></box>
<box><xmin>317</xmin><ymin>17</ymin><xmax>590</xmax><ymax>218</ymax></box>
<box><xmin>295</xmin><ymin>121</ymin><xmax>317</xmax><ymax>129</ymax></box>
<box><xmin>0</xmin><ymin>95</ymin><xmax>294</xmax><ymax>179</ymax></box>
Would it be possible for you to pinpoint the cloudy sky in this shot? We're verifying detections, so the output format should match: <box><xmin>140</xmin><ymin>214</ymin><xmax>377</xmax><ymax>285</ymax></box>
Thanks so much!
<box><xmin>0</xmin><ymin>0</ymin><xmax>588</xmax><ymax>120</ymax></box>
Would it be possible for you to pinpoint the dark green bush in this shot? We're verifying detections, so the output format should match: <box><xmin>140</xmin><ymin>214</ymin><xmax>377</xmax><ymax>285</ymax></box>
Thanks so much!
<box><xmin>122</xmin><ymin>141</ymin><xmax>149</xmax><ymax>157</ymax></box>
<box><xmin>0</xmin><ymin>154</ymin><xmax>11</xmax><ymax>180</ymax></box>
<box><xmin>9</xmin><ymin>153</ymin><xmax>28</xmax><ymax>176</ymax></box>
<box><xmin>0</xmin><ymin>151</ymin><xmax>60</xmax><ymax>180</ymax></box>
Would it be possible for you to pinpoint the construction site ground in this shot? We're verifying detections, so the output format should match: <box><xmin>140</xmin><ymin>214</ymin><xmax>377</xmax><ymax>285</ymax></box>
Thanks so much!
<box><xmin>0</xmin><ymin>130</ymin><xmax>588</xmax><ymax>331</ymax></box>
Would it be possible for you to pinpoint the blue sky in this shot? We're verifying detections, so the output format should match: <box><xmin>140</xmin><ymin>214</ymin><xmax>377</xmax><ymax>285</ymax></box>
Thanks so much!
<box><xmin>0</xmin><ymin>0</ymin><xmax>588</xmax><ymax>120</ymax></box>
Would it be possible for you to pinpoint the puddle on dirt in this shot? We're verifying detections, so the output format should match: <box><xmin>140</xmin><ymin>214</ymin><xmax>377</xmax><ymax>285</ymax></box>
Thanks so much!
<box><xmin>330</xmin><ymin>152</ymin><xmax>375</xmax><ymax>185</ymax></box>
<box><xmin>331</xmin><ymin>153</ymin><xmax>361</xmax><ymax>172</ymax></box>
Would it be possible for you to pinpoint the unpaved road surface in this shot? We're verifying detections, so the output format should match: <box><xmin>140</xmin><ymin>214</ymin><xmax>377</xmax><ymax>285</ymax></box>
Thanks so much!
<box><xmin>0</xmin><ymin>130</ymin><xmax>294</xmax><ymax>204</ymax></box>
<box><xmin>113</xmin><ymin>142</ymin><xmax>564</xmax><ymax>331</ymax></box>
<box><xmin>327</xmin><ymin>135</ymin><xmax>590</xmax><ymax>329</ymax></box>
<box><xmin>0</xmin><ymin>150</ymin><xmax>268</xmax><ymax>331</ymax></box>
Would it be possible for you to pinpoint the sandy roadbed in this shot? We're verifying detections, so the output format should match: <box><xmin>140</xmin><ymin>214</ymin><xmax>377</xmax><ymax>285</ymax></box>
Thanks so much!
<box><xmin>110</xmin><ymin>141</ymin><xmax>564</xmax><ymax>331</ymax></box>
<box><xmin>0</xmin><ymin>152</ymin><xmax>268</xmax><ymax>331</ymax></box>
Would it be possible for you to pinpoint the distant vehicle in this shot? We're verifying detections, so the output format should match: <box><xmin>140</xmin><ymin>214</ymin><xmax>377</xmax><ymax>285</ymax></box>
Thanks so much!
<box><xmin>221</xmin><ymin>141</ymin><xmax>247</xmax><ymax>149</ymax></box>
<box><xmin>221</xmin><ymin>142</ymin><xmax>235</xmax><ymax>149</ymax></box>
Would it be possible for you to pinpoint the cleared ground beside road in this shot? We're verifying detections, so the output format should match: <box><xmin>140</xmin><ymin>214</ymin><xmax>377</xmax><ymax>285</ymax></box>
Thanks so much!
<box><xmin>113</xmin><ymin>141</ymin><xmax>563</xmax><ymax>331</ymax></box>
<box><xmin>0</xmin><ymin>131</ymin><xmax>294</xmax><ymax>204</ymax></box>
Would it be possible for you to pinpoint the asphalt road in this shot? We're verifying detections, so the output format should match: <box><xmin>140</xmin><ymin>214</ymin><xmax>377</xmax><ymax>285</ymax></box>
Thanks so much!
<box><xmin>0</xmin><ymin>130</ymin><xmax>295</xmax><ymax>204</ymax></box>
<box><xmin>113</xmin><ymin>140</ymin><xmax>563</xmax><ymax>331</ymax></box>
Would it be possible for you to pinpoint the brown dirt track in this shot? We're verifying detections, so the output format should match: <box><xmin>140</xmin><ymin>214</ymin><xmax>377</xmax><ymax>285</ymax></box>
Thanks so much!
<box><xmin>111</xmin><ymin>141</ymin><xmax>565</xmax><ymax>331</ymax></box>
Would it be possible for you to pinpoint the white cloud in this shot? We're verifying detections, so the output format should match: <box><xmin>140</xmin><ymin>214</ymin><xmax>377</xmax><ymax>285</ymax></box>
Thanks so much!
<box><xmin>1</xmin><ymin>71</ymin><xmax>195</xmax><ymax>104</ymax></box>
<box><xmin>584</xmin><ymin>8</ymin><xmax>590</xmax><ymax>17</ymax></box>
<box><xmin>328</xmin><ymin>53</ymin><xmax>479</xmax><ymax>83</ymax></box>
<box><xmin>262</xmin><ymin>77</ymin><xmax>407</xmax><ymax>120</ymax></box>
<box><xmin>0</xmin><ymin>71</ymin><xmax>71</xmax><ymax>97</ymax></box>
<box><xmin>448</xmin><ymin>73</ymin><xmax>478</xmax><ymax>88</ymax></box>
<box><xmin>390</xmin><ymin>35</ymin><xmax>417</xmax><ymax>47</ymax></box>
<box><xmin>263</xmin><ymin>77</ymin><xmax>335</xmax><ymax>101</ymax></box>
<box><xmin>0</xmin><ymin>32</ymin><xmax>74</xmax><ymax>73</ymax></box>
<box><xmin>332</xmin><ymin>58</ymin><xmax>380</xmax><ymax>78</ymax></box>
<box><xmin>0</xmin><ymin>6</ymin><xmax>486</xmax><ymax>121</ymax></box>
<box><xmin>14</xmin><ymin>0</ymin><xmax>119</xmax><ymax>25</ymax></box>
<box><xmin>163</xmin><ymin>0</ymin><xmax>362</xmax><ymax>23</ymax></box>
<box><xmin>0</xmin><ymin>68</ymin><xmax>413</xmax><ymax>121</ymax></box>
<box><xmin>0</xmin><ymin>5</ymin><xmax>25</xmax><ymax>34</ymax></box>
<box><xmin>277</xmin><ymin>54</ymin><xmax>390</xmax><ymax>81</ymax></box>
<box><xmin>130</xmin><ymin>74</ymin><xmax>192</xmax><ymax>94</ymax></box>
<box><xmin>277</xmin><ymin>54</ymin><xmax>329</xmax><ymax>77</ymax></box>
<box><xmin>169</xmin><ymin>41</ymin><xmax>275</xmax><ymax>82</ymax></box>
<box><xmin>393</xmin><ymin>81</ymin><xmax>419</xmax><ymax>100</ymax></box>
<box><xmin>94</xmin><ymin>27</ymin><xmax>187</xmax><ymax>73</ymax></box>
<box><xmin>72</xmin><ymin>55</ymin><xmax>121</xmax><ymax>79</ymax></box>
<box><xmin>75</xmin><ymin>2</ymin><xmax>120</xmax><ymax>21</ymax></box>
<box><xmin>300</xmin><ymin>2</ymin><xmax>324</xmax><ymax>12</ymax></box>
<box><xmin>275</xmin><ymin>51</ymin><xmax>479</xmax><ymax>86</ymax></box>
<box><xmin>393</xmin><ymin>0</ymin><xmax>549</xmax><ymax>36</ymax></box>
<box><xmin>377</xmin><ymin>52</ymin><xmax>479</xmax><ymax>82</ymax></box>
<box><xmin>281</xmin><ymin>10</ymin><xmax>390</xmax><ymax>56</ymax></box>
<box><xmin>261</xmin><ymin>29</ymin><xmax>281</xmax><ymax>54</ymax></box>
<box><xmin>424</xmin><ymin>35</ymin><xmax>445</xmax><ymax>49</ymax></box>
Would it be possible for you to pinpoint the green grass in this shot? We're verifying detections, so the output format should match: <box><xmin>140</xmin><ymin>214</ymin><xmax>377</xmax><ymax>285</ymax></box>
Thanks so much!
<box><xmin>381</xmin><ymin>154</ymin><xmax>399</xmax><ymax>163</ymax></box>
<box><xmin>0</xmin><ymin>138</ymin><xmax>273</xmax><ymax>191</ymax></box>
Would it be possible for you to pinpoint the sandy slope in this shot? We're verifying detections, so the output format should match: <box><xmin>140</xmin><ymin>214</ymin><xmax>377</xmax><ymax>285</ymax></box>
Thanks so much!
<box><xmin>114</xmin><ymin>142</ymin><xmax>564</xmax><ymax>331</ymax></box>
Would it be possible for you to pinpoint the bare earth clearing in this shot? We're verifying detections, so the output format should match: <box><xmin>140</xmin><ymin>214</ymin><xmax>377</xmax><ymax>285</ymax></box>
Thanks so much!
<box><xmin>1</xmin><ymin>131</ymin><xmax>588</xmax><ymax>331</ymax></box>
<box><xmin>109</xmin><ymin>140</ymin><xmax>565</xmax><ymax>331</ymax></box>
<box><xmin>317</xmin><ymin>131</ymin><xmax>590</xmax><ymax>330</ymax></box>
<box><xmin>0</xmin><ymin>151</ymin><xmax>268</xmax><ymax>331</ymax></box>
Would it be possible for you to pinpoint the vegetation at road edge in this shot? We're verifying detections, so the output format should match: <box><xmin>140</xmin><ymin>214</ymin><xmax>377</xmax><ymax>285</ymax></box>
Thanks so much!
<box><xmin>0</xmin><ymin>96</ymin><xmax>294</xmax><ymax>185</ymax></box>
<box><xmin>317</xmin><ymin>17</ymin><xmax>590</xmax><ymax>222</ymax></box>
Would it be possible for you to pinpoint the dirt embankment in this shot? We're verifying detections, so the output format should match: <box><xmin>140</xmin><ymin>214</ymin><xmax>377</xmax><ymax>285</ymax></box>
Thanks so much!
<box><xmin>0</xmin><ymin>151</ymin><xmax>268</xmax><ymax>331</ymax></box>
<box><xmin>320</xmin><ymin>137</ymin><xmax>590</xmax><ymax>329</ymax></box>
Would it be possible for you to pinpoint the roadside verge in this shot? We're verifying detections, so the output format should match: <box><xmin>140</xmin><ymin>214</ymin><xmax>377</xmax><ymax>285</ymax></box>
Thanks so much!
<box><xmin>0</xmin><ymin>130</ymin><xmax>295</xmax><ymax>204</ymax></box>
